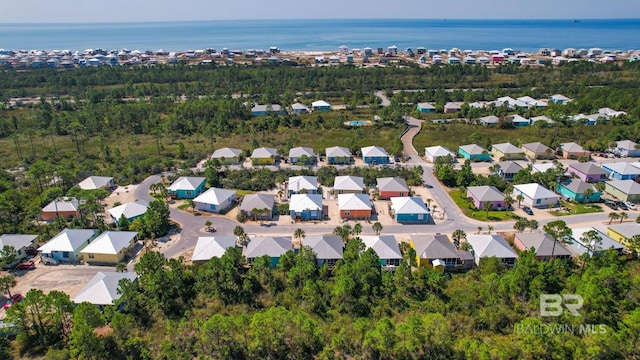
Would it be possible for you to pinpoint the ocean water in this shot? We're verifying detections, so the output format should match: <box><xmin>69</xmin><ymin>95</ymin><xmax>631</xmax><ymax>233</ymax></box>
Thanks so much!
<box><xmin>0</xmin><ymin>19</ymin><xmax>639</xmax><ymax>53</ymax></box>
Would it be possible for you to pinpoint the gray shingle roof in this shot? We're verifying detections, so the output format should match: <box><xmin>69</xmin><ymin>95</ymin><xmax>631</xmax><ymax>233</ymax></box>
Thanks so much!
<box><xmin>304</xmin><ymin>235</ymin><xmax>344</xmax><ymax>260</ymax></box>
<box><xmin>240</xmin><ymin>194</ymin><xmax>275</xmax><ymax>212</ymax></box>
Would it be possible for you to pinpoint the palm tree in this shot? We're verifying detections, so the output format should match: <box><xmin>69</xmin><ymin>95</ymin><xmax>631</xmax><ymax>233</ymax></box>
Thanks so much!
<box><xmin>487</xmin><ymin>225</ymin><xmax>494</xmax><ymax>234</ymax></box>
<box><xmin>204</xmin><ymin>220</ymin><xmax>212</xmax><ymax>232</ymax></box>
<box><xmin>477</xmin><ymin>226</ymin><xmax>483</xmax><ymax>234</ymax></box>
<box><xmin>352</xmin><ymin>223</ymin><xmax>363</xmax><ymax>236</ymax></box>
<box><xmin>528</xmin><ymin>219</ymin><xmax>539</xmax><ymax>232</ymax></box>
<box><xmin>608</xmin><ymin>212</ymin><xmax>620</xmax><ymax>224</ymax></box>
<box><xmin>482</xmin><ymin>201</ymin><xmax>493</xmax><ymax>216</ymax></box>
<box><xmin>516</xmin><ymin>194</ymin><xmax>524</xmax><ymax>208</ymax></box>
<box><xmin>619</xmin><ymin>211</ymin><xmax>628</xmax><ymax>223</ymax></box>
<box><xmin>187</xmin><ymin>199</ymin><xmax>196</xmax><ymax>214</ymax></box>
<box><xmin>583</xmin><ymin>188</ymin><xmax>594</xmax><ymax>204</ymax></box>
<box><xmin>233</xmin><ymin>225</ymin><xmax>248</xmax><ymax>245</ymax></box>
<box><xmin>372</xmin><ymin>222</ymin><xmax>383</xmax><ymax>235</ymax></box>
<box><xmin>452</xmin><ymin>229</ymin><xmax>466</xmax><ymax>248</ymax></box>
<box><xmin>294</xmin><ymin>228</ymin><xmax>306</xmax><ymax>245</ymax></box>
<box><xmin>504</xmin><ymin>196</ymin><xmax>514</xmax><ymax>210</ymax></box>
<box><xmin>594</xmin><ymin>181</ymin><xmax>606</xmax><ymax>193</ymax></box>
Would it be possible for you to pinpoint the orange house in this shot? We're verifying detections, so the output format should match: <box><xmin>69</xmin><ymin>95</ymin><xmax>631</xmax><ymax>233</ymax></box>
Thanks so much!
<box><xmin>338</xmin><ymin>193</ymin><xmax>373</xmax><ymax>220</ymax></box>
<box><xmin>42</xmin><ymin>198</ymin><xmax>81</xmax><ymax>221</ymax></box>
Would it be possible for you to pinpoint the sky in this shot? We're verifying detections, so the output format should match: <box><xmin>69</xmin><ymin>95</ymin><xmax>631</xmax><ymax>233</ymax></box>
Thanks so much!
<box><xmin>1</xmin><ymin>0</ymin><xmax>638</xmax><ymax>23</ymax></box>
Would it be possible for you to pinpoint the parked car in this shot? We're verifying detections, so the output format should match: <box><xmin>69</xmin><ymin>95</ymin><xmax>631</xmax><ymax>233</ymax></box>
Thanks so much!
<box><xmin>523</xmin><ymin>206</ymin><xmax>534</xmax><ymax>215</ymax></box>
<box><xmin>616</xmin><ymin>201</ymin><xmax>629</xmax><ymax>211</ymax></box>
<box><xmin>604</xmin><ymin>200</ymin><xmax>618</xmax><ymax>210</ymax></box>
<box><xmin>625</xmin><ymin>202</ymin><xmax>637</xmax><ymax>211</ymax></box>
<box><xmin>15</xmin><ymin>261</ymin><xmax>35</xmax><ymax>271</ymax></box>
<box><xmin>41</xmin><ymin>257</ymin><xmax>58</xmax><ymax>266</ymax></box>
<box><xmin>3</xmin><ymin>294</ymin><xmax>23</xmax><ymax>309</ymax></box>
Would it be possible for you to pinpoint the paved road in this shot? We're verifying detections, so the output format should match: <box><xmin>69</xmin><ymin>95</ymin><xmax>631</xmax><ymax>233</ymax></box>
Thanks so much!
<box><xmin>374</xmin><ymin>90</ymin><xmax>391</xmax><ymax>106</ymax></box>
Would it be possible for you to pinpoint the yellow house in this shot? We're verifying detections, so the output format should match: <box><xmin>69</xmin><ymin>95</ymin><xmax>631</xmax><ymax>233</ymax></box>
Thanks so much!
<box><xmin>409</xmin><ymin>234</ymin><xmax>473</xmax><ymax>272</ymax></box>
<box><xmin>606</xmin><ymin>223</ymin><xmax>640</xmax><ymax>247</ymax></box>
<box><xmin>81</xmin><ymin>231</ymin><xmax>138</xmax><ymax>264</ymax></box>
<box><xmin>250</xmin><ymin>147</ymin><xmax>278</xmax><ymax>165</ymax></box>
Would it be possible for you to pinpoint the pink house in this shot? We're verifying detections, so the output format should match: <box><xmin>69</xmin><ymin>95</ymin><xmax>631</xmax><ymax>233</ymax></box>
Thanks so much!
<box><xmin>568</xmin><ymin>163</ymin><xmax>608</xmax><ymax>183</ymax></box>
<box><xmin>466</xmin><ymin>186</ymin><xmax>507</xmax><ymax>210</ymax></box>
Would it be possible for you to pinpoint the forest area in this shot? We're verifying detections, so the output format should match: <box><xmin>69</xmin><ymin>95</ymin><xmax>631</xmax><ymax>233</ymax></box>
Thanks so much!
<box><xmin>0</xmin><ymin>61</ymin><xmax>640</xmax><ymax>358</ymax></box>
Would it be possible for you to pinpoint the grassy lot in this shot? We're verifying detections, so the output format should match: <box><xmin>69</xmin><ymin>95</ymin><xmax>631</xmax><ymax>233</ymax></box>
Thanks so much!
<box><xmin>550</xmin><ymin>200</ymin><xmax>604</xmax><ymax>216</ymax></box>
<box><xmin>449</xmin><ymin>189</ymin><xmax>518</xmax><ymax>221</ymax></box>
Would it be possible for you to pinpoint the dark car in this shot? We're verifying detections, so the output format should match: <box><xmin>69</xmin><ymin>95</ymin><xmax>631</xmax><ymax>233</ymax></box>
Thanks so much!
<box><xmin>523</xmin><ymin>206</ymin><xmax>534</xmax><ymax>215</ymax></box>
<box><xmin>3</xmin><ymin>294</ymin><xmax>23</xmax><ymax>309</ymax></box>
<box><xmin>15</xmin><ymin>261</ymin><xmax>35</xmax><ymax>271</ymax></box>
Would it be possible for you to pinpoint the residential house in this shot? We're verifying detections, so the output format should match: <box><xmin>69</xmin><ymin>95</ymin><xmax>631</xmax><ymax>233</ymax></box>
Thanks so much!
<box><xmin>513</xmin><ymin>233</ymin><xmax>572</xmax><ymax>261</ymax></box>
<box><xmin>42</xmin><ymin>197</ymin><xmax>81</xmax><ymax>221</ymax></box>
<box><xmin>568</xmin><ymin>227</ymin><xmax>624</xmax><ymax>256</ymax></box>
<box><xmin>409</xmin><ymin>234</ymin><xmax>473</xmax><ymax>271</ymax></box>
<box><xmin>466</xmin><ymin>186</ymin><xmax>507</xmax><ymax>210</ymax></box>
<box><xmin>458</xmin><ymin>144</ymin><xmax>491</xmax><ymax>162</ymax></box>
<box><xmin>611</xmin><ymin>140</ymin><xmax>640</xmax><ymax>158</ymax></box>
<box><xmin>290</xmin><ymin>102</ymin><xmax>310</xmax><ymax>114</ymax></box>
<box><xmin>425</xmin><ymin>146</ymin><xmax>456</xmax><ymax>163</ymax></box>
<box><xmin>377</xmin><ymin>177</ymin><xmax>409</xmax><ymax>199</ymax></box>
<box><xmin>517</xmin><ymin>96</ymin><xmax>547</xmax><ymax>108</ymax></box>
<box><xmin>599</xmin><ymin>107</ymin><xmax>627</xmax><ymax>119</ymax></box>
<box><xmin>466</xmin><ymin>234</ymin><xmax>518</xmax><ymax>267</ymax></box>
<box><xmin>338</xmin><ymin>193</ymin><xmax>373</xmax><ymax>220</ymax></box>
<box><xmin>289</xmin><ymin>194</ymin><xmax>323</xmax><ymax>220</ymax></box>
<box><xmin>304</xmin><ymin>235</ymin><xmax>343</xmax><ymax>267</ymax></box>
<box><xmin>289</xmin><ymin>147</ymin><xmax>315</xmax><ymax>165</ymax></box>
<box><xmin>361</xmin><ymin>235</ymin><xmax>402</xmax><ymax>268</ymax></box>
<box><xmin>211</xmin><ymin>147</ymin><xmax>243</xmax><ymax>164</ymax></box>
<box><xmin>559</xmin><ymin>142</ymin><xmax>590</xmax><ymax>159</ymax></box>
<box><xmin>495</xmin><ymin>161</ymin><xmax>524</xmax><ymax>182</ymax></box>
<box><xmin>239</xmin><ymin>194</ymin><xmax>275</xmax><ymax>220</ymax></box>
<box><xmin>478</xmin><ymin>115</ymin><xmax>499</xmax><ymax>127</ymax></box>
<box><xmin>531</xmin><ymin>162</ymin><xmax>560</xmax><ymax>174</ymax></box>
<box><xmin>361</xmin><ymin>146</ymin><xmax>390</xmax><ymax>165</ymax></box>
<box><xmin>78</xmin><ymin>176</ymin><xmax>114</xmax><ymax>190</ymax></box>
<box><xmin>531</xmin><ymin>115</ymin><xmax>554</xmax><ymax>125</ymax></box>
<box><xmin>251</xmin><ymin>104</ymin><xmax>283</xmax><ymax>116</ymax></box>
<box><xmin>444</xmin><ymin>102</ymin><xmax>462</xmax><ymax>113</ymax></box>
<box><xmin>193</xmin><ymin>188</ymin><xmax>237</xmax><ymax>213</ymax></box>
<box><xmin>491</xmin><ymin>143</ymin><xmax>526</xmax><ymax>160</ymax></box>
<box><xmin>333</xmin><ymin>175</ymin><xmax>365</xmax><ymax>195</ymax></box>
<box><xmin>522</xmin><ymin>142</ymin><xmax>554</xmax><ymax>160</ymax></box>
<box><xmin>168</xmin><ymin>176</ymin><xmax>206</xmax><ymax>199</ymax></box>
<box><xmin>513</xmin><ymin>183</ymin><xmax>560</xmax><ymax>208</ymax></box>
<box><xmin>602</xmin><ymin>162</ymin><xmax>640</xmax><ymax>180</ymax></box>
<box><xmin>108</xmin><ymin>200</ymin><xmax>148</xmax><ymax>225</ymax></box>
<box><xmin>605</xmin><ymin>180</ymin><xmax>640</xmax><ymax>202</ymax></box>
<box><xmin>72</xmin><ymin>272</ymin><xmax>137</xmax><ymax>306</ymax></box>
<box><xmin>287</xmin><ymin>176</ymin><xmax>319</xmax><ymax>196</ymax></box>
<box><xmin>326</xmin><ymin>146</ymin><xmax>352</xmax><ymax>165</ymax></box>
<box><xmin>250</xmin><ymin>147</ymin><xmax>278</xmax><ymax>165</ymax></box>
<box><xmin>606</xmin><ymin>223</ymin><xmax>640</xmax><ymax>247</ymax></box>
<box><xmin>568</xmin><ymin>163</ymin><xmax>609</xmax><ymax>183</ymax></box>
<box><xmin>0</xmin><ymin>234</ymin><xmax>38</xmax><ymax>263</ymax></box>
<box><xmin>511</xmin><ymin>114</ymin><xmax>531</xmax><ymax>127</ymax></box>
<box><xmin>81</xmin><ymin>231</ymin><xmax>138</xmax><ymax>265</ymax></box>
<box><xmin>245</xmin><ymin>236</ymin><xmax>292</xmax><ymax>267</ymax></box>
<box><xmin>416</xmin><ymin>102</ymin><xmax>436</xmax><ymax>113</ymax></box>
<box><xmin>390</xmin><ymin>196</ymin><xmax>430</xmax><ymax>223</ymax></box>
<box><xmin>191</xmin><ymin>236</ymin><xmax>238</xmax><ymax>264</ymax></box>
<box><xmin>311</xmin><ymin>100</ymin><xmax>332</xmax><ymax>111</ymax></box>
<box><xmin>550</xmin><ymin>94</ymin><xmax>572</xmax><ymax>104</ymax></box>
<box><xmin>38</xmin><ymin>228</ymin><xmax>98</xmax><ymax>264</ymax></box>
<box><xmin>557</xmin><ymin>180</ymin><xmax>601</xmax><ymax>203</ymax></box>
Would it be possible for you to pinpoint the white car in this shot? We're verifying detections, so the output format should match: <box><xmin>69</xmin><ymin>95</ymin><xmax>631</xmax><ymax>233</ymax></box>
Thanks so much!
<box><xmin>625</xmin><ymin>202</ymin><xmax>637</xmax><ymax>210</ymax></box>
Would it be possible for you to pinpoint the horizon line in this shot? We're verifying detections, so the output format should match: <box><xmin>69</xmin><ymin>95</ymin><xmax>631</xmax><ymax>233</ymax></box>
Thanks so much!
<box><xmin>2</xmin><ymin>17</ymin><xmax>640</xmax><ymax>25</ymax></box>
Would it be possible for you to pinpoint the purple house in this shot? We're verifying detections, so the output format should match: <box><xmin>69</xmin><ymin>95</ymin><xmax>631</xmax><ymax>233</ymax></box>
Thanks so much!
<box><xmin>568</xmin><ymin>163</ymin><xmax>608</xmax><ymax>183</ymax></box>
<box><xmin>466</xmin><ymin>186</ymin><xmax>507</xmax><ymax>210</ymax></box>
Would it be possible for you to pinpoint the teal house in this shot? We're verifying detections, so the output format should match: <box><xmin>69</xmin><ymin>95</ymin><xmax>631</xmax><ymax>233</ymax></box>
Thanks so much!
<box><xmin>557</xmin><ymin>180</ymin><xmax>601</xmax><ymax>203</ymax></box>
<box><xmin>458</xmin><ymin>144</ymin><xmax>491</xmax><ymax>162</ymax></box>
<box><xmin>390</xmin><ymin>197</ymin><xmax>430</xmax><ymax>223</ymax></box>
<box><xmin>245</xmin><ymin>236</ymin><xmax>292</xmax><ymax>267</ymax></box>
<box><xmin>416</xmin><ymin>102</ymin><xmax>436</xmax><ymax>113</ymax></box>
<box><xmin>168</xmin><ymin>176</ymin><xmax>206</xmax><ymax>199</ymax></box>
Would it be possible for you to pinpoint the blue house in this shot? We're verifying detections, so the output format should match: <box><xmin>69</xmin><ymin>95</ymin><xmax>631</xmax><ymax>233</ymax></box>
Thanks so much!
<box><xmin>245</xmin><ymin>236</ymin><xmax>292</xmax><ymax>267</ymax></box>
<box><xmin>289</xmin><ymin>194</ymin><xmax>323</xmax><ymax>221</ymax></box>
<box><xmin>601</xmin><ymin>163</ymin><xmax>640</xmax><ymax>181</ymax></box>
<box><xmin>312</xmin><ymin>100</ymin><xmax>332</xmax><ymax>111</ymax></box>
<box><xmin>251</xmin><ymin>104</ymin><xmax>284</xmax><ymax>116</ymax></box>
<box><xmin>416</xmin><ymin>102</ymin><xmax>436</xmax><ymax>113</ymax></box>
<box><xmin>168</xmin><ymin>176</ymin><xmax>206</xmax><ymax>199</ymax></box>
<box><xmin>557</xmin><ymin>180</ymin><xmax>601</xmax><ymax>203</ymax></box>
<box><xmin>326</xmin><ymin>146</ymin><xmax>352</xmax><ymax>165</ymax></box>
<box><xmin>390</xmin><ymin>197</ymin><xmax>430</xmax><ymax>223</ymax></box>
<box><xmin>458</xmin><ymin>144</ymin><xmax>491</xmax><ymax>162</ymax></box>
<box><xmin>361</xmin><ymin>146</ymin><xmax>389</xmax><ymax>165</ymax></box>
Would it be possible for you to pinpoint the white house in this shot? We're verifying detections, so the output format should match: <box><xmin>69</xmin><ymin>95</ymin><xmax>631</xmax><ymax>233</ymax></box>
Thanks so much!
<box><xmin>38</xmin><ymin>228</ymin><xmax>98</xmax><ymax>264</ymax></box>
<box><xmin>193</xmin><ymin>188</ymin><xmax>237</xmax><ymax>213</ymax></box>
<box><xmin>333</xmin><ymin>175</ymin><xmax>365</xmax><ymax>194</ymax></box>
<box><xmin>191</xmin><ymin>236</ymin><xmax>238</xmax><ymax>263</ymax></box>
<box><xmin>513</xmin><ymin>183</ymin><xmax>560</xmax><ymax>208</ymax></box>
<box><xmin>361</xmin><ymin>235</ymin><xmax>402</xmax><ymax>268</ymax></box>
<box><xmin>466</xmin><ymin>234</ymin><xmax>518</xmax><ymax>267</ymax></box>
<box><xmin>424</xmin><ymin>146</ymin><xmax>456</xmax><ymax>163</ymax></box>
<box><xmin>72</xmin><ymin>271</ymin><xmax>137</xmax><ymax>306</ymax></box>
<box><xmin>108</xmin><ymin>200</ymin><xmax>149</xmax><ymax>225</ymax></box>
<box><xmin>0</xmin><ymin>234</ymin><xmax>38</xmax><ymax>262</ymax></box>
<box><xmin>78</xmin><ymin>176</ymin><xmax>114</xmax><ymax>190</ymax></box>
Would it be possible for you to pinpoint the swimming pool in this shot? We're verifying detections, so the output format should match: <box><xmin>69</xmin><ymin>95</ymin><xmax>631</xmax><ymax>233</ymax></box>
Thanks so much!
<box><xmin>347</xmin><ymin>120</ymin><xmax>370</xmax><ymax>126</ymax></box>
